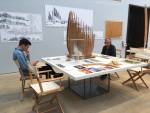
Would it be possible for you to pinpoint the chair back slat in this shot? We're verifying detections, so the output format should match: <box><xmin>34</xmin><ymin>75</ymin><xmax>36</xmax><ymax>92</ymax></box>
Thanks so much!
<box><xmin>14</xmin><ymin>60</ymin><xmax>26</xmax><ymax>79</ymax></box>
<box><xmin>14</xmin><ymin>59</ymin><xmax>34</xmax><ymax>83</ymax></box>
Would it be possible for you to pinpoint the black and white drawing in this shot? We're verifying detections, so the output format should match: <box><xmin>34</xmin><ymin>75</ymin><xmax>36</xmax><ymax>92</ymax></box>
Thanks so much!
<box><xmin>0</xmin><ymin>11</ymin><xmax>42</xmax><ymax>42</ymax></box>
<box><xmin>45</xmin><ymin>5</ymin><xmax>93</xmax><ymax>27</ymax></box>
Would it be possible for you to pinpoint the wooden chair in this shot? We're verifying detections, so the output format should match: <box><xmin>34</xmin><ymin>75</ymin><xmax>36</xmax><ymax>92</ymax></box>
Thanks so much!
<box><xmin>14</xmin><ymin>60</ymin><xmax>34</xmax><ymax>101</ymax></box>
<box><xmin>122</xmin><ymin>59</ymin><xmax>149</xmax><ymax>91</ymax></box>
<box><xmin>14</xmin><ymin>60</ymin><xmax>52</xmax><ymax>101</ymax></box>
<box><xmin>30</xmin><ymin>67</ymin><xmax>64</xmax><ymax>113</ymax></box>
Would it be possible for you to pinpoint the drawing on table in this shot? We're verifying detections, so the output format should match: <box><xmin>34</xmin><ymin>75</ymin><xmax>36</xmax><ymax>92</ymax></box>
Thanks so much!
<box><xmin>56</xmin><ymin>64</ymin><xmax>65</xmax><ymax>68</ymax></box>
<box><xmin>74</xmin><ymin>65</ymin><xmax>85</xmax><ymax>69</ymax></box>
<box><xmin>83</xmin><ymin>59</ymin><xmax>95</xmax><ymax>63</ymax></box>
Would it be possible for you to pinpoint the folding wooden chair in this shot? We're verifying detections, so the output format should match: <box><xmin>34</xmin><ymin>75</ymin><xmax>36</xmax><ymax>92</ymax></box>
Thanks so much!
<box><xmin>30</xmin><ymin>67</ymin><xmax>64</xmax><ymax>113</ymax></box>
<box><xmin>123</xmin><ymin>65</ymin><xmax>149</xmax><ymax>91</ymax></box>
<box><xmin>14</xmin><ymin>60</ymin><xmax>52</xmax><ymax>101</ymax></box>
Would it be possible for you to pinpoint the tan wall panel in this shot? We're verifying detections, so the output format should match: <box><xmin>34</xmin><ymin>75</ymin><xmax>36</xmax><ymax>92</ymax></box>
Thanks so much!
<box><xmin>105</xmin><ymin>21</ymin><xmax>122</xmax><ymax>38</ymax></box>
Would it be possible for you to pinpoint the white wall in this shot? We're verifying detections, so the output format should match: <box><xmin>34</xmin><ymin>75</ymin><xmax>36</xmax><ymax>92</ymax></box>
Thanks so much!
<box><xmin>0</xmin><ymin>0</ymin><xmax>148</xmax><ymax>74</ymax></box>
<box><xmin>122</xmin><ymin>0</ymin><xmax>149</xmax><ymax>6</ymax></box>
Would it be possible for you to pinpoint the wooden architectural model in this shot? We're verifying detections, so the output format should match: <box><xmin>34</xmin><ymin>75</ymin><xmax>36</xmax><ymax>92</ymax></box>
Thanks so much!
<box><xmin>66</xmin><ymin>11</ymin><xmax>95</xmax><ymax>59</ymax></box>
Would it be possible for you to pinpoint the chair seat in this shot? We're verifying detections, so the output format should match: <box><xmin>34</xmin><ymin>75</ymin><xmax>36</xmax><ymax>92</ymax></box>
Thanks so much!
<box><xmin>129</xmin><ymin>67</ymin><xmax>150</xmax><ymax>73</ymax></box>
<box><xmin>31</xmin><ymin>81</ymin><xmax>61</xmax><ymax>94</ymax></box>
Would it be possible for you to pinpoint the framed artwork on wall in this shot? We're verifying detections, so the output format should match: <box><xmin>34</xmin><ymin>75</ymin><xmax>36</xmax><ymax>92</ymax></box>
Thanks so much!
<box><xmin>105</xmin><ymin>21</ymin><xmax>122</xmax><ymax>38</ymax></box>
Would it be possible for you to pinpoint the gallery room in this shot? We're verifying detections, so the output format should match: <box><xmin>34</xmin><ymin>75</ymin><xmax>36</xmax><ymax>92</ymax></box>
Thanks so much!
<box><xmin>1</xmin><ymin>0</ymin><xmax>150</xmax><ymax>113</ymax></box>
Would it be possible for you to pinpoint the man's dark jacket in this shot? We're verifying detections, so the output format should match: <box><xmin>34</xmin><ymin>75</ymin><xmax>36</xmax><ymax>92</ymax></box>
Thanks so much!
<box><xmin>101</xmin><ymin>44</ymin><xmax>116</xmax><ymax>57</ymax></box>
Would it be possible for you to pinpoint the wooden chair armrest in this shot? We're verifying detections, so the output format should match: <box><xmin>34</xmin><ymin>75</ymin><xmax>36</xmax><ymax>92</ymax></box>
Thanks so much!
<box><xmin>38</xmin><ymin>70</ymin><xmax>52</xmax><ymax>74</ymax></box>
<box><xmin>41</xmin><ymin>76</ymin><xmax>64</xmax><ymax>83</ymax></box>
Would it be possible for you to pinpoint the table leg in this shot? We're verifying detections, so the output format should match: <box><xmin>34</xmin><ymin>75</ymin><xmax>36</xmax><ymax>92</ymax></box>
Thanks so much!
<box><xmin>107</xmin><ymin>74</ymin><xmax>110</xmax><ymax>92</ymax></box>
<box><xmin>68</xmin><ymin>77</ymin><xmax>71</xmax><ymax>89</ymax></box>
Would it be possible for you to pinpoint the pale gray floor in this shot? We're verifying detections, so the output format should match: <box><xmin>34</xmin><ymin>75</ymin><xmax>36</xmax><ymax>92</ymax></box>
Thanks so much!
<box><xmin>1</xmin><ymin>72</ymin><xmax>150</xmax><ymax>113</ymax></box>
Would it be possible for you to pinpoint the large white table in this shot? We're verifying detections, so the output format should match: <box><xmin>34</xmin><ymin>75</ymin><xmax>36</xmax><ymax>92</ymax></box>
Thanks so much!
<box><xmin>42</xmin><ymin>54</ymin><xmax>147</xmax><ymax>98</ymax></box>
<box><xmin>42</xmin><ymin>55</ymin><xmax>147</xmax><ymax>80</ymax></box>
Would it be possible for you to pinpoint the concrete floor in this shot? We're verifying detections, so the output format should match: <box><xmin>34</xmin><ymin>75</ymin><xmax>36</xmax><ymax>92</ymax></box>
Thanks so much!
<box><xmin>0</xmin><ymin>72</ymin><xmax>150</xmax><ymax>113</ymax></box>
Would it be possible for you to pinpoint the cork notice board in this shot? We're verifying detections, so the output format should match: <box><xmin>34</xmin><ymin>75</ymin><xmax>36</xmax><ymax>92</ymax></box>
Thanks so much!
<box><xmin>105</xmin><ymin>21</ymin><xmax>122</xmax><ymax>38</ymax></box>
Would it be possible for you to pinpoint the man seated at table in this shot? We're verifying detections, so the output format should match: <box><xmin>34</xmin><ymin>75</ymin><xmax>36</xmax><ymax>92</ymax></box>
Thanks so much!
<box><xmin>101</xmin><ymin>38</ymin><xmax>116</xmax><ymax>57</ymax></box>
<box><xmin>100</xmin><ymin>38</ymin><xmax>116</xmax><ymax>80</ymax></box>
<box><xmin>13</xmin><ymin>38</ymin><xmax>63</xmax><ymax>78</ymax></box>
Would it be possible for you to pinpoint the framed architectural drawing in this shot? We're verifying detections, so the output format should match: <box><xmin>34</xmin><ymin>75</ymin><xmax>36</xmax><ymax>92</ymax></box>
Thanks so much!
<box><xmin>0</xmin><ymin>11</ymin><xmax>42</xmax><ymax>42</ymax></box>
<box><xmin>45</xmin><ymin>5</ymin><xmax>93</xmax><ymax>27</ymax></box>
